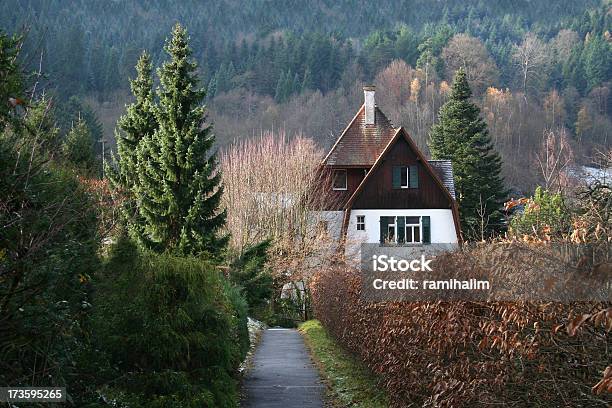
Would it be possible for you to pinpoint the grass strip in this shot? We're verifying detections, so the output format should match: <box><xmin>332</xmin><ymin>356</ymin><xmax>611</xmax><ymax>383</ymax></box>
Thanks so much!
<box><xmin>299</xmin><ymin>320</ymin><xmax>389</xmax><ymax>408</ymax></box>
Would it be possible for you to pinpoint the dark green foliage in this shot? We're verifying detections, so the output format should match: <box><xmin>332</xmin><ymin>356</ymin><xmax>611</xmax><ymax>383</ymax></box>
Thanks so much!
<box><xmin>62</xmin><ymin>117</ymin><xmax>99</xmax><ymax>175</ymax></box>
<box><xmin>114</xmin><ymin>51</ymin><xmax>156</xmax><ymax>190</ymax></box>
<box><xmin>89</xmin><ymin>237</ymin><xmax>247</xmax><ymax>407</ymax></box>
<box><xmin>429</xmin><ymin>68</ymin><xmax>507</xmax><ymax>239</ymax></box>
<box><xmin>229</xmin><ymin>239</ymin><xmax>274</xmax><ymax>313</ymax></box>
<box><xmin>20</xmin><ymin>98</ymin><xmax>62</xmax><ymax>158</ymax></box>
<box><xmin>583</xmin><ymin>34</ymin><xmax>611</xmax><ymax>92</ymax></box>
<box><xmin>134</xmin><ymin>24</ymin><xmax>228</xmax><ymax>256</ymax></box>
<box><xmin>1</xmin><ymin>24</ymin><xmax>249</xmax><ymax>408</ymax></box>
<box><xmin>0</xmin><ymin>92</ymin><xmax>100</xmax><ymax>394</ymax></box>
<box><xmin>416</xmin><ymin>25</ymin><xmax>453</xmax><ymax>78</ymax></box>
<box><xmin>108</xmin><ymin>51</ymin><xmax>157</xmax><ymax>241</ymax></box>
<box><xmin>2</xmin><ymin>1</ymin><xmax>609</xmax><ymax>111</ymax></box>
<box><xmin>57</xmin><ymin>96</ymin><xmax>105</xmax><ymax>156</ymax></box>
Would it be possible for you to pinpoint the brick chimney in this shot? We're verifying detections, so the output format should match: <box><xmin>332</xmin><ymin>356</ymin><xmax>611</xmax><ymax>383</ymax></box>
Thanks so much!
<box><xmin>363</xmin><ymin>85</ymin><xmax>375</xmax><ymax>125</ymax></box>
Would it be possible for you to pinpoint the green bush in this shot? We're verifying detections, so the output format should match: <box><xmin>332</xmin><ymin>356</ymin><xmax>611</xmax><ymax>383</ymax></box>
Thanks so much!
<box><xmin>0</xmin><ymin>135</ymin><xmax>100</xmax><ymax>393</ymax></box>
<box><xmin>510</xmin><ymin>186</ymin><xmax>572</xmax><ymax>238</ymax></box>
<box><xmin>89</xmin><ymin>237</ymin><xmax>248</xmax><ymax>407</ymax></box>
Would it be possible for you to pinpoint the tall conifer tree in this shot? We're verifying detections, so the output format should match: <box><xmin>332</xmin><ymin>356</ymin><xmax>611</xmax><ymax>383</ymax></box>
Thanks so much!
<box><xmin>136</xmin><ymin>23</ymin><xmax>227</xmax><ymax>256</ymax></box>
<box><xmin>108</xmin><ymin>51</ymin><xmax>157</xmax><ymax>239</ymax></box>
<box><xmin>429</xmin><ymin>68</ymin><xmax>507</xmax><ymax>239</ymax></box>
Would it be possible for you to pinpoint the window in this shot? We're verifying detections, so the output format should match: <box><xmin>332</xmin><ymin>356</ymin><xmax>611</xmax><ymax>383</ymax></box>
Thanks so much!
<box><xmin>404</xmin><ymin>216</ymin><xmax>421</xmax><ymax>243</ymax></box>
<box><xmin>392</xmin><ymin>165</ymin><xmax>419</xmax><ymax>189</ymax></box>
<box><xmin>380</xmin><ymin>216</ymin><xmax>430</xmax><ymax>245</ymax></box>
<box><xmin>400</xmin><ymin>166</ymin><xmax>408</xmax><ymax>188</ymax></box>
<box><xmin>356</xmin><ymin>215</ymin><xmax>365</xmax><ymax>231</ymax></box>
<box><xmin>332</xmin><ymin>169</ymin><xmax>347</xmax><ymax>190</ymax></box>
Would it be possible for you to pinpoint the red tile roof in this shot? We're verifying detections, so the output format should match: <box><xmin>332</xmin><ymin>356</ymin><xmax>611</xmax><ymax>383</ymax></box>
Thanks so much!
<box><xmin>322</xmin><ymin>104</ymin><xmax>397</xmax><ymax>166</ymax></box>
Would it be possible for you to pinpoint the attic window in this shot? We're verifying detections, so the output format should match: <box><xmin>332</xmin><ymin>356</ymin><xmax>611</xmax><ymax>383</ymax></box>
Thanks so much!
<box><xmin>392</xmin><ymin>165</ymin><xmax>419</xmax><ymax>189</ymax></box>
<box><xmin>332</xmin><ymin>169</ymin><xmax>347</xmax><ymax>190</ymax></box>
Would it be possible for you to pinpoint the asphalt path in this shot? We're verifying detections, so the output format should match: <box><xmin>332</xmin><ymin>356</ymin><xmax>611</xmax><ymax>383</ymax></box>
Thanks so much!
<box><xmin>241</xmin><ymin>328</ymin><xmax>325</xmax><ymax>407</ymax></box>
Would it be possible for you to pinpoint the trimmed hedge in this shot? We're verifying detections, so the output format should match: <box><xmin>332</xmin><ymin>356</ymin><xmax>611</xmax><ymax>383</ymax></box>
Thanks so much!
<box><xmin>311</xmin><ymin>252</ymin><xmax>610</xmax><ymax>407</ymax></box>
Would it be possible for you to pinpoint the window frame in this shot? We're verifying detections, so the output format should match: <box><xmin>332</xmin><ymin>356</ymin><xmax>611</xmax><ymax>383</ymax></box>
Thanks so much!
<box><xmin>392</xmin><ymin>165</ymin><xmax>419</xmax><ymax>189</ymax></box>
<box><xmin>356</xmin><ymin>215</ymin><xmax>365</xmax><ymax>231</ymax></box>
<box><xmin>332</xmin><ymin>169</ymin><xmax>347</xmax><ymax>191</ymax></box>
<box><xmin>404</xmin><ymin>216</ymin><xmax>422</xmax><ymax>244</ymax></box>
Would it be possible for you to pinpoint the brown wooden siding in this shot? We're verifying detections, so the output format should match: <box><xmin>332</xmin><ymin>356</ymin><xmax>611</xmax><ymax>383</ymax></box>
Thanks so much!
<box><xmin>351</xmin><ymin>137</ymin><xmax>452</xmax><ymax>209</ymax></box>
<box><xmin>324</xmin><ymin>167</ymin><xmax>368</xmax><ymax>210</ymax></box>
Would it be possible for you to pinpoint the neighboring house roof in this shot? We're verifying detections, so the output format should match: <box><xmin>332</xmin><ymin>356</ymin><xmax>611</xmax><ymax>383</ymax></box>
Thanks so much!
<box><xmin>428</xmin><ymin>160</ymin><xmax>456</xmax><ymax>199</ymax></box>
<box><xmin>568</xmin><ymin>165</ymin><xmax>611</xmax><ymax>186</ymax></box>
<box><xmin>322</xmin><ymin>104</ymin><xmax>397</xmax><ymax>166</ymax></box>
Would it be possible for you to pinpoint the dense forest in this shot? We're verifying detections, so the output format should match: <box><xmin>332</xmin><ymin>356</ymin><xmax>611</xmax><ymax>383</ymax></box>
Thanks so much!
<box><xmin>3</xmin><ymin>0</ymin><xmax>610</xmax><ymax>193</ymax></box>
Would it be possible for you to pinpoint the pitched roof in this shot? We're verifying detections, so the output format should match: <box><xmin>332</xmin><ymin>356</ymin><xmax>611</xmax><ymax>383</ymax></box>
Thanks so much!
<box><xmin>322</xmin><ymin>104</ymin><xmax>396</xmax><ymax>166</ymax></box>
<box><xmin>428</xmin><ymin>160</ymin><xmax>456</xmax><ymax>199</ymax></box>
<box><xmin>339</xmin><ymin>127</ymin><xmax>462</xmax><ymax>242</ymax></box>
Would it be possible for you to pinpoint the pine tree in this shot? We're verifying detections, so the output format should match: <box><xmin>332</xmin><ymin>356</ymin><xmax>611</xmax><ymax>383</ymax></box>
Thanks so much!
<box><xmin>112</xmin><ymin>51</ymin><xmax>156</xmax><ymax>188</ymax></box>
<box><xmin>301</xmin><ymin>67</ymin><xmax>313</xmax><ymax>91</ymax></box>
<box><xmin>135</xmin><ymin>23</ymin><xmax>227</xmax><ymax>257</ymax></box>
<box><xmin>274</xmin><ymin>70</ymin><xmax>287</xmax><ymax>102</ymax></box>
<box><xmin>62</xmin><ymin>117</ymin><xmax>97</xmax><ymax>174</ymax></box>
<box><xmin>429</xmin><ymin>68</ymin><xmax>507</xmax><ymax>240</ymax></box>
<box><xmin>108</xmin><ymin>51</ymin><xmax>157</xmax><ymax>236</ymax></box>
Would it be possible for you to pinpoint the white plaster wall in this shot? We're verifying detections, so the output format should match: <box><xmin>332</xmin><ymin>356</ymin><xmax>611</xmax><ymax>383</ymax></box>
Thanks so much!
<box><xmin>311</xmin><ymin>210</ymin><xmax>344</xmax><ymax>243</ymax></box>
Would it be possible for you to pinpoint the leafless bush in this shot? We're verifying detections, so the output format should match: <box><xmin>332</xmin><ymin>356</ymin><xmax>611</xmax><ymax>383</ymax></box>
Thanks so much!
<box><xmin>220</xmin><ymin>130</ymin><xmax>341</xmax><ymax>279</ymax></box>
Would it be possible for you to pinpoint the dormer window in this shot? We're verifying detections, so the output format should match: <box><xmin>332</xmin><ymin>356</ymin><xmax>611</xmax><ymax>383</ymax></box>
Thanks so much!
<box><xmin>332</xmin><ymin>169</ymin><xmax>347</xmax><ymax>190</ymax></box>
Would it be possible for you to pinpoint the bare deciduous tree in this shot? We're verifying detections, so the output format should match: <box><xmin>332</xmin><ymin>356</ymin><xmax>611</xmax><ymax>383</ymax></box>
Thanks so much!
<box><xmin>543</xmin><ymin>89</ymin><xmax>566</xmax><ymax>129</ymax></box>
<box><xmin>220</xmin><ymin>130</ymin><xmax>340</xmax><ymax>278</ymax></box>
<box><xmin>374</xmin><ymin>59</ymin><xmax>413</xmax><ymax>107</ymax></box>
<box><xmin>513</xmin><ymin>33</ymin><xmax>550</xmax><ymax>96</ymax></box>
<box><xmin>550</xmin><ymin>29</ymin><xmax>580</xmax><ymax>61</ymax></box>
<box><xmin>442</xmin><ymin>34</ymin><xmax>499</xmax><ymax>95</ymax></box>
<box><xmin>535</xmin><ymin>127</ymin><xmax>574</xmax><ymax>192</ymax></box>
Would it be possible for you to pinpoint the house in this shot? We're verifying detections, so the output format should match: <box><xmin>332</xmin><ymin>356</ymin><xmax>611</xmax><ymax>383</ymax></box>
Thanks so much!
<box><xmin>317</xmin><ymin>86</ymin><xmax>461</xmax><ymax>259</ymax></box>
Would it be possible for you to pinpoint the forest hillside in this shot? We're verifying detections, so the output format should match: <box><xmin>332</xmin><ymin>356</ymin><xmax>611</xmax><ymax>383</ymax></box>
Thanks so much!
<box><xmin>2</xmin><ymin>0</ymin><xmax>610</xmax><ymax>193</ymax></box>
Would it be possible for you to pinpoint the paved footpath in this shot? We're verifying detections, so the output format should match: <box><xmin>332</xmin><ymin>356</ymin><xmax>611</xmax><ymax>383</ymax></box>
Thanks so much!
<box><xmin>241</xmin><ymin>328</ymin><xmax>325</xmax><ymax>407</ymax></box>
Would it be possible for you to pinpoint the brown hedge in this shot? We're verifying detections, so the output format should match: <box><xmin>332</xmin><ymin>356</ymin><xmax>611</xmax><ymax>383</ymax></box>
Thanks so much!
<box><xmin>311</xmin><ymin>250</ymin><xmax>611</xmax><ymax>407</ymax></box>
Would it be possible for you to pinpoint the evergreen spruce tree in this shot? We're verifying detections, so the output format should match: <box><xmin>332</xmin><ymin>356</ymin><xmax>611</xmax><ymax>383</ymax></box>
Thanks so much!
<box><xmin>108</xmin><ymin>51</ymin><xmax>157</xmax><ymax>236</ymax></box>
<box><xmin>136</xmin><ymin>23</ymin><xmax>227</xmax><ymax>256</ymax></box>
<box><xmin>429</xmin><ymin>68</ymin><xmax>507</xmax><ymax>240</ymax></box>
<box><xmin>114</xmin><ymin>51</ymin><xmax>156</xmax><ymax>187</ymax></box>
<box><xmin>62</xmin><ymin>117</ymin><xmax>97</xmax><ymax>175</ymax></box>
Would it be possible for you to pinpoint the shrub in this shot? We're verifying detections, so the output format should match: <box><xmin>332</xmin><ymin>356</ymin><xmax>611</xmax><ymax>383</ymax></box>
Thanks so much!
<box><xmin>510</xmin><ymin>186</ymin><xmax>572</xmax><ymax>238</ymax></box>
<box><xmin>89</xmin><ymin>237</ymin><xmax>248</xmax><ymax>407</ymax></box>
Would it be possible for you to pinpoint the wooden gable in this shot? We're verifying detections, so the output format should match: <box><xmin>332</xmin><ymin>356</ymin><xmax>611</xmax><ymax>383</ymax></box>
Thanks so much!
<box><xmin>348</xmin><ymin>128</ymin><xmax>454</xmax><ymax>210</ymax></box>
